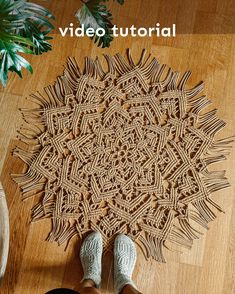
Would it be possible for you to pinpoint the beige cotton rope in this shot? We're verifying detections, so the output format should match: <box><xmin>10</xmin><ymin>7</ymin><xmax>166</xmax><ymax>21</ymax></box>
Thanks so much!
<box><xmin>12</xmin><ymin>50</ymin><xmax>233</xmax><ymax>262</ymax></box>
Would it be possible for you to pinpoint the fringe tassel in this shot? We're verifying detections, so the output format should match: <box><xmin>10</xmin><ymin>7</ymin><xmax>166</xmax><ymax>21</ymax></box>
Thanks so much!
<box><xmin>54</xmin><ymin>76</ymin><xmax>68</xmax><ymax>102</ymax></box>
<box><xmin>32</xmin><ymin>201</ymin><xmax>55</xmax><ymax>220</ymax></box>
<box><xmin>210</xmin><ymin>136</ymin><xmax>235</xmax><ymax>154</ymax></box>
<box><xmin>103</xmin><ymin>54</ymin><xmax>116</xmax><ymax>75</ymax></box>
<box><xmin>188</xmin><ymin>209</ymin><xmax>209</xmax><ymax>229</ymax></box>
<box><xmin>126</xmin><ymin>49</ymin><xmax>151</xmax><ymax>68</ymax></box>
<box><xmin>21</xmin><ymin>111</ymin><xmax>42</xmax><ymax>124</ymax></box>
<box><xmin>60</xmin><ymin>75</ymin><xmax>73</xmax><ymax>96</ymax></box>
<box><xmin>168</xmin><ymin>226</ymin><xmax>193</xmax><ymax>248</ymax></box>
<box><xmin>21</xmin><ymin>183</ymin><xmax>45</xmax><ymax>199</ymax></box>
<box><xmin>95</xmin><ymin>57</ymin><xmax>106</xmax><ymax>78</ymax></box>
<box><xmin>65</xmin><ymin>57</ymin><xmax>81</xmax><ymax>79</ymax></box>
<box><xmin>47</xmin><ymin>218</ymin><xmax>78</xmax><ymax>245</ymax></box>
<box><xmin>212</xmin><ymin>136</ymin><xmax>235</xmax><ymax>147</ymax></box>
<box><xmin>185</xmin><ymin>81</ymin><xmax>204</xmax><ymax>99</ymax></box>
<box><xmin>63</xmin><ymin>57</ymin><xmax>81</xmax><ymax>92</ymax></box>
<box><xmin>188</xmin><ymin>95</ymin><xmax>211</xmax><ymax>114</ymax></box>
<box><xmin>178</xmin><ymin>218</ymin><xmax>201</xmax><ymax>239</ymax></box>
<box><xmin>12</xmin><ymin>147</ymin><xmax>36</xmax><ymax>165</ymax></box>
<box><xmin>193</xmin><ymin>199</ymin><xmax>216</xmax><ymax>222</ymax></box>
<box><xmin>16</xmin><ymin>136</ymin><xmax>41</xmax><ymax>147</ymax></box>
<box><xmin>12</xmin><ymin>169</ymin><xmax>44</xmax><ymax>195</ymax></box>
<box><xmin>16</xmin><ymin>125</ymin><xmax>42</xmax><ymax>141</ymax></box>
<box><xmin>203</xmin><ymin>176</ymin><xmax>230</xmax><ymax>193</ymax></box>
<box><xmin>137</xmin><ymin>234</ymin><xmax>166</xmax><ymax>262</ymax></box>
<box><xmin>202</xmin><ymin>170</ymin><xmax>226</xmax><ymax>178</ymax></box>
<box><xmin>207</xmin><ymin>197</ymin><xmax>224</xmax><ymax>213</ymax></box>
<box><xmin>198</xmin><ymin>109</ymin><xmax>217</xmax><ymax>124</ymax></box>
<box><xmin>84</xmin><ymin>57</ymin><xmax>98</xmax><ymax>78</ymax></box>
<box><xmin>151</xmin><ymin>64</ymin><xmax>167</xmax><ymax>83</ymax></box>
<box><xmin>142</xmin><ymin>58</ymin><xmax>159</xmax><ymax>80</ymax></box>
<box><xmin>44</xmin><ymin>85</ymin><xmax>64</xmax><ymax>107</ymax></box>
<box><xmin>126</xmin><ymin>49</ymin><xmax>136</xmax><ymax>67</ymax></box>
<box><xmin>199</xmin><ymin>116</ymin><xmax>225</xmax><ymax>136</ymax></box>
<box><xmin>30</xmin><ymin>92</ymin><xmax>51</xmax><ymax>108</ymax></box>
<box><xmin>167</xmin><ymin>72</ymin><xmax>180</xmax><ymax>91</ymax></box>
<box><xmin>178</xmin><ymin>71</ymin><xmax>192</xmax><ymax>90</ymax></box>
<box><xmin>137</xmin><ymin>49</ymin><xmax>152</xmax><ymax>67</ymax></box>
<box><xmin>114</xmin><ymin>52</ymin><xmax>133</xmax><ymax>74</ymax></box>
<box><xmin>204</xmin><ymin>154</ymin><xmax>227</xmax><ymax>165</ymax></box>
<box><xmin>151</xmin><ymin>66</ymin><xmax>173</xmax><ymax>93</ymax></box>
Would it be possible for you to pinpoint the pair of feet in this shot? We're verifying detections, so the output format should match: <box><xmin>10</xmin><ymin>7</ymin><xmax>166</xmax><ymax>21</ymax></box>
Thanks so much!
<box><xmin>80</xmin><ymin>232</ymin><xmax>137</xmax><ymax>294</ymax></box>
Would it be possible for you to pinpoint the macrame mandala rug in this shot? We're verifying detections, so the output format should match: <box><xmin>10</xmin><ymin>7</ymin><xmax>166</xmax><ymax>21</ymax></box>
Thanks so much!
<box><xmin>13</xmin><ymin>50</ymin><xmax>233</xmax><ymax>262</ymax></box>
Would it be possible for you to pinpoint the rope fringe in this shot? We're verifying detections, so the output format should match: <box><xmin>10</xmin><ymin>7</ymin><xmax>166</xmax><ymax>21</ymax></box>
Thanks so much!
<box><xmin>12</xmin><ymin>49</ymin><xmax>233</xmax><ymax>262</ymax></box>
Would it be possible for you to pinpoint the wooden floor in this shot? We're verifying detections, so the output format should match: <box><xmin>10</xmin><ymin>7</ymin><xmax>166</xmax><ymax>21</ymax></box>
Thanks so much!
<box><xmin>1</xmin><ymin>1</ymin><xmax>235</xmax><ymax>294</ymax></box>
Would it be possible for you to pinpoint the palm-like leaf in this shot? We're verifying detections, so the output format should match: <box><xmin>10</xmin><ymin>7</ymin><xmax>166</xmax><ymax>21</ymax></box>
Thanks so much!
<box><xmin>113</xmin><ymin>0</ymin><xmax>124</xmax><ymax>4</ymax></box>
<box><xmin>76</xmin><ymin>0</ymin><xmax>125</xmax><ymax>48</ymax></box>
<box><xmin>76</xmin><ymin>0</ymin><xmax>113</xmax><ymax>48</ymax></box>
<box><xmin>103</xmin><ymin>0</ymin><xmax>125</xmax><ymax>4</ymax></box>
<box><xmin>0</xmin><ymin>0</ymin><xmax>54</xmax><ymax>87</ymax></box>
<box><xmin>0</xmin><ymin>31</ymin><xmax>33</xmax><ymax>85</ymax></box>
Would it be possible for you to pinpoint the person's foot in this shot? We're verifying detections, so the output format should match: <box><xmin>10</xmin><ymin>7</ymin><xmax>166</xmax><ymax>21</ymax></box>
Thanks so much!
<box><xmin>114</xmin><ymin>234</ymin><xmax>137</xmax><ymax>294</ymax></box>
<box><xmin>80</xmin><ymin>231</ymin><xmax>103</xmax><ymax>288</ymax></box>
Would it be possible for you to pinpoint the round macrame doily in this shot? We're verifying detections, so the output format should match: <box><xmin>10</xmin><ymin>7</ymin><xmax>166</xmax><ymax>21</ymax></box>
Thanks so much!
<box><xmin>13</xmin><ymin>50</ymin><xmax>233</xmax><ymax>262</ymax></box>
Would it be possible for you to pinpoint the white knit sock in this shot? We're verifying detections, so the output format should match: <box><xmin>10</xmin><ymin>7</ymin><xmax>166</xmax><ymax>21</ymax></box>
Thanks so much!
<box><xmin>114</xmin><ymin>234</ymin><xmax>137</xmax><ymax>294</ymax></box>
<box><xmin>80</xmin><ymin>231</ymin><xmax>103</xmax><ymax>288</ymax></box>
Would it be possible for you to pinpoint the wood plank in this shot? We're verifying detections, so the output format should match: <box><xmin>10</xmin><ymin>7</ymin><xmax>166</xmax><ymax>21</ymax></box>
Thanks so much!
<box><xmin>0</xmin><ymin>1</ymin><xmax>235</xmax><ymax>292</ymax></box>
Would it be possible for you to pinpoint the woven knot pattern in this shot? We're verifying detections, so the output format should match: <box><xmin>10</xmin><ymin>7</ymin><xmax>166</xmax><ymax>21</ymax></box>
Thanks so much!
<box><xmin>13</xmin><ymin>50</ymin><xmax>233</xmax><ymax>261</ymax></box>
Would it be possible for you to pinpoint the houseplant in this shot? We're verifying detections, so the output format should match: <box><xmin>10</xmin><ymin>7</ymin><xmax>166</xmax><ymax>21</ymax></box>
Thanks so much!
<box><xmin>0</xmin><ymin>0</ymin><xmax>54</xmax><ymax>87</ymax></box>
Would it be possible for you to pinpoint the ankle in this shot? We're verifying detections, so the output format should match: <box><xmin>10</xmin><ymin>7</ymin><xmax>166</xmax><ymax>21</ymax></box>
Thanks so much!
<box><xmin>81</xmin><ymin>278</ymin><xmax>96</xmax><ymax>288</ymax></box>
<box><xmin>121</xmin><ymin>284</ymin><xmax>142</xmax><ymax>294</ymax></box>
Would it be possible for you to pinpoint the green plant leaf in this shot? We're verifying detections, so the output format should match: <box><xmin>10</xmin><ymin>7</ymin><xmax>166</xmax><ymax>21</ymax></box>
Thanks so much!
<box><xmin>0</xmin><ymin>0</ymin><xmax>54</xmax><ymax>86</ymax></box>
<box><xmin>13</xmin><ymin>1</ymin><xmax>55</xmax><ymax>54</ymax></box>
<box><xmin>21</xmin><ymin>20</ymin><xmax>53</xmax><ymax>55</ymax></box>
<box><xmin>0</xmin><ymin>36</ymin><xmax>33</xmax><ymax>86</ymax></box>
<box><xmin>114</xmin><ymin>0</ymin><xmax>125</xmax><ymax>4</ymax></box>
<box><xmin>76</xmin><ymin>0</ymin><xmax>113</xmax><ymax>48</ymax></box>
<box><xmin>102</xmin><ymin>0</ymin><xmax>125</xmax><ymax>4</ymax></box>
